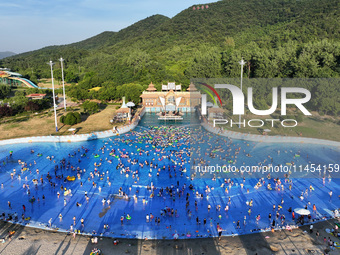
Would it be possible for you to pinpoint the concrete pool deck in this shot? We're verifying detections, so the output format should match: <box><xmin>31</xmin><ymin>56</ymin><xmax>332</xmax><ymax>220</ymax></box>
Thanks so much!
<box><xmin>1</xmin><ymin>111</ymin><xmax>339</xmax><ymax>149</ymax></box>
<box><xmin>0</xmin><ymin>218</ymin><xmax>339</xmax><ymax>255</ymax></box>
<box><xmin>201</xmin><ymin>119</ymin><xmax>340</xmax><ymax>148</ymax></box>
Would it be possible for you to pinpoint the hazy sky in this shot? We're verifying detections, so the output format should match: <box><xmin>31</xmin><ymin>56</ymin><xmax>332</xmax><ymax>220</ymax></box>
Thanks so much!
<box><xmin>0</xmin><ymin>0</ymin><xmax>208</xmax><ymax>54</ymax></box>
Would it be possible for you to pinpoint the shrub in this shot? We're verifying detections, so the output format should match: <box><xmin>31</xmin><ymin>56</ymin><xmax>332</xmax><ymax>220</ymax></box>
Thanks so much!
<box><xmin>24</xmin><ymin>101</ymin><xmax>40</xmax><ymax>112</ymax></box>
<box><xmin>65</xmin><ymin>113</ymin><xmax>77</xmax><ymax>125</ymax></box>
<box><xmin>295</xmin><ymin>114</ymin><xmax>304</xmax><ymax>123</ymax></box>
<box><xmin>0</xmin><ymin>85</ymin><xmax>11</xmax><ymax>100</ymax></box>
<box><xmin>280</xmin><ymin>115</ymin><xmax>294</xmax><ymax>121</ymax></box>
<box><xmin>60</xmin><ymin>115</ymin><xmax>65</xmax><ymax>123</ymax></box>
<box><xmin>0</xmin><ymin>105</ymin><xmax>13</xmax><ymax>117</ymax></box>
<box><xmin>74</xmin><ymin>112</ymin><xmax>81</xmax><ymax>123</ymax></box>
<box><xmin>82</xmin><ymin>100</ymin><xmax>99</xmax><ymax>114</ymax></box>
<box><xmin>60</xmin><ymin>112</ymin><xmax>82</xmax><ymax>125</ymax></box>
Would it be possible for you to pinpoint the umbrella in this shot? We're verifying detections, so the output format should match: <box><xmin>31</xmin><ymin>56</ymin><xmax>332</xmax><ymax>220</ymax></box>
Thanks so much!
<box><xmin>126</xmin><ymin>102</ymin><xmax>135</xmax><ymax>107</ymax></box>
<box><xmin>206</xmin><ymin>102</ymin><xmax>214</xmax><ymax>107</ymax></box>
<box><xmin>126</xmin><ymin>102</ymin><xmax>135</xmax><ymax>121</ymax></box>
<box><xmin>294</xmin><ymin>208</ymin><xmax>310</xmax><ymax>215</ymax></box>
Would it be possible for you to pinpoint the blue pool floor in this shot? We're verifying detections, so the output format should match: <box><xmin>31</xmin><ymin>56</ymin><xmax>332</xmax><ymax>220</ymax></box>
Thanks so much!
<box><xmin>0</xmin><ymin>119</ymin><xmax>339</xmax><ymax>239</ymax></box>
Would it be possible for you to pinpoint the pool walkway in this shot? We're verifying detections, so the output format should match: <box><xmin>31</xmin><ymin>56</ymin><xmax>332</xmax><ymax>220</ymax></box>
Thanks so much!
<box><xmin>201</xmin><ymin>118</ymin><xmax>340</xmax><ymax>147</ymax></box>
<box><xmin>0</xmin><ymin>107</ymin><xmax>146</xmax><ymax>146</ymax></box>
<box><xmin>0</xmin><ymin>111</ymin><xmax>339</xmax><ymax>148</ymax></box>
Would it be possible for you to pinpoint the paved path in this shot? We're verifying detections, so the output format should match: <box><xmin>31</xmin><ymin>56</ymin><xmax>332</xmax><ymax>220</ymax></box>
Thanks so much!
<box><xmin>0</xmin><ymin>219</ymin><xmax>338</xmax><ymax>255</ymax></box>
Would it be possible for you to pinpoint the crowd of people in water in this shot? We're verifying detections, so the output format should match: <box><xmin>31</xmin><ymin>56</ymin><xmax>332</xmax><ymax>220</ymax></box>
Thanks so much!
<box><xmin>0</xmin><ymin>125</ymin><xmax>339</xmax><ymax>240</ymax></box>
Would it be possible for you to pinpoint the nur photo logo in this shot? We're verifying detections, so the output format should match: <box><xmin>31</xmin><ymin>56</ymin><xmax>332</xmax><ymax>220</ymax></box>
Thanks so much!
<box><xmin>197</xmin><ymin>79</ymin><xmax>312</xmax><ymax>128</ymax></box>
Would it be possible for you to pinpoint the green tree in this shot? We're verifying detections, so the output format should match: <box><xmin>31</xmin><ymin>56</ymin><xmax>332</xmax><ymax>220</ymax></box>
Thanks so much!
<box><xmin>82</xmin><ymin>100</ymin><xmax>99</xmax><ymax>114</ymax></box>
<box><xmin>0</xmin><ymin>105</ymin><xmax>13</xmax><ymax>118</ymax></box>
<box><xmin>24</xmin><ymin>101</ymin><xmax>40</xmax><ymax>112</ymax></box>
<box><xmin>116</xmin><ymin>83</ymin><xmax>143</xmax><ymax>104</ymax></box>
<box><xmin>0</xmin><ymin>85</ymin><xmax>11</xmax><ymax>99</ymax></box>
<box><xmin>65</xmin><ymin>113</ymin><xmax>77</xmax><ymax>125</ymax></box>
<box><xmin>185</xmin><ymin>46</ymin><xmax>222</xmax><ymax>78</ymax></box>
<box><xmin>74</xmin><ymin>112</ymin><xmax>81</xmax><ymax>123</ymax></box>
<box><xmin>124</xmin><ymin>48</ymin><xmax>151</xmax><ymax>76</ymax></box>
<box><xmin>61</xmin><ymin>112</ymin><xmax>82</xmax><ymax>125</ymax></box>
<box><xmin>60</xmin><ymin>115</ymin><xmax>65</xmax><ymax>124</ymax></box>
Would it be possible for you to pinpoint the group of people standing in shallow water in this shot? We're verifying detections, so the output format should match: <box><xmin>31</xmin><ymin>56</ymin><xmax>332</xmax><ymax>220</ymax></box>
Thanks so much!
<box><xmin>0</xmin><ymin>124</ymin><xmax>339</xmax><ymax>239</ymax></box>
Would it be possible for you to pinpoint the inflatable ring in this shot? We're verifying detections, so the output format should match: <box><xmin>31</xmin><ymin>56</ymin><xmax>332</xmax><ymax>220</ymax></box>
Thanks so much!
<box><xmin>67</xmin><ymin>176</ymin><xmax>76</xmax><ymax>181</ymax></box>
<box><xmin>94</xmin><ymin>155</ymin><xmax>100</xmax><ymax>158</ymax></box>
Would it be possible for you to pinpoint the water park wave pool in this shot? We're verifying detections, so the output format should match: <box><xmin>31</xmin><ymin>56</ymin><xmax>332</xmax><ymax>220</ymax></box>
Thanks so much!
<box><xmin>0</xmin><ymin>113</ymin><xmax>339</xmax><ymax>239</ymax></box>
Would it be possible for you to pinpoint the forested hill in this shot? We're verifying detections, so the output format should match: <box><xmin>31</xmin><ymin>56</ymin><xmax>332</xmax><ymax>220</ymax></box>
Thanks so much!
<box><xmin>1</xmin><ymin>0</ymin><xmax>340</xmax><ymax>113</ymax></box>
<box><xmin>0</xmin><ymin>51</ymin><xmax>16</xmax><ymax>59</ymax></box>
<box><xmin>69</xmin><ymin>14</ymin><xmax>170</xmax><ymax>50</ymax></box>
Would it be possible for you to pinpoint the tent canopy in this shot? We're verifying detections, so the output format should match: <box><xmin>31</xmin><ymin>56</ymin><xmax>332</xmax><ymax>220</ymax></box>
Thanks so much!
<box><xmin>126</xmin><ymin>102</ymin><xmax>135</xmax><ymax>107</ymax></box>
<box><xmin>294</xmin><ymin>208</ymin><xmax>310</xmax><ymax>215</ymax></box>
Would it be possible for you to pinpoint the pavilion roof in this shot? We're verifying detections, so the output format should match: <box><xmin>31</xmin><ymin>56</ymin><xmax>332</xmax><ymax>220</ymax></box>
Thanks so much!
<box><xmin>187</xmin><ymin>82</ymin><xmax>198</xmax><ymax>91</ymax></box>
<box><xmin>116</xmin><ymin>108</ymin><xmax>130</xmax><ymax>113</ymax></box>
<box><xmin>146</xmin><ymin>82</ymin><xmax>157</xmax><ymax>91</ymax></box>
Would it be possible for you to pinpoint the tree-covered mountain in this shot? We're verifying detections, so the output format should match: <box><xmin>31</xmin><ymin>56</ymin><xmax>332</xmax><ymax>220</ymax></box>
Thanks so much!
<box><xmin>69</xmin><ymin>14</ymin><xmax>170</xmax><ymax>50</ymax></box>
<box><xmin>1</xmin><ymin>0</ymin><xmax>340</xmax><ymax>114</ymax></box>
<box><xmin>0</xmin><ymin>51</ymin><xmax>16</xmax><ymax>60</ymax></box>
